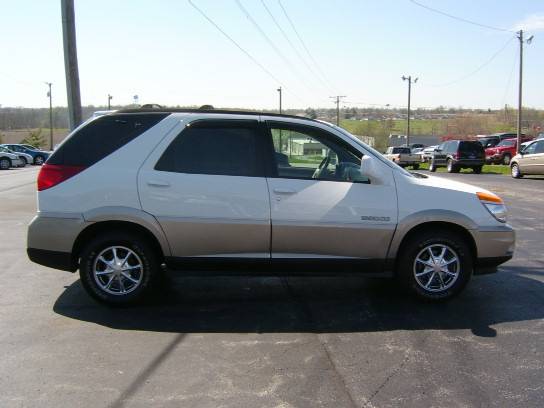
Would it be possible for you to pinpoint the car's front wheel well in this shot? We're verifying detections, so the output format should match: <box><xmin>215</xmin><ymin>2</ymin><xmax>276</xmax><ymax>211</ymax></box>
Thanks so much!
<box><xmin>395</xmin><ymin>221</ymin><xmax>477</xmax><ymax>273</ymax></box>
<box><xmin>72</xmin><ymin>221</ymin><xmax>164</xmax><ymax>269</ymax></box>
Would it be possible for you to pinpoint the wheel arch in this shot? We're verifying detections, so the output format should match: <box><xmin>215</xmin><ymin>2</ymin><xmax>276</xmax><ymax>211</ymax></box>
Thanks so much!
<box><xmin>72</xmin><ymin>220</ymin><xmax>167</xmax><ymax>269</ymax></box>
<box><xmin>392</xmin><ymin>221</ymin><xmax>477</xmax><ymax>275</ymax></box>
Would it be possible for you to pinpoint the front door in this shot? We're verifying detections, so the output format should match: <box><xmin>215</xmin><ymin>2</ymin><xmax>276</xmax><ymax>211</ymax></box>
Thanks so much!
<box><xmin>264</xmin><ymin>121</ymin><xmax>398</xmax><ymax>263</ymax></box>
<box><xmin>138</xmin><ymin>119</ymin><xmax>271</xmax><ymax>259</ymax></box>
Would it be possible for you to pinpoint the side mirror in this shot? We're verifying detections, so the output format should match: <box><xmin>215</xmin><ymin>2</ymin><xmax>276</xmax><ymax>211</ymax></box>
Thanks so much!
<box><xmin>360</xmin><ymin>155</ymin><xmax>382</xmax><ymax>183</ymax></box>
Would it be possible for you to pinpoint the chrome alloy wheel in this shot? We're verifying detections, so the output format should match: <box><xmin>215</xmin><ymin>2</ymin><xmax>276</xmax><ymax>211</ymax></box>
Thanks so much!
<box><xmin>413</xmin><ymin>244</ymin><xmax>460</xmax><ymax>292</ymax></box>
<box><xmin>93</xmin><ymin>246</ymin><xmax>143</xmax><ymax>295</ymax></box>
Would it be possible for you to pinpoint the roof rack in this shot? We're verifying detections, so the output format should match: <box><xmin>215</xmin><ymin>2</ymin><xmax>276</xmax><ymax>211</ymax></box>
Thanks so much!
<box><xmin>115</xmin><ymin>107</ymin><xmax>311</xmax><ymax>121</ymax></box>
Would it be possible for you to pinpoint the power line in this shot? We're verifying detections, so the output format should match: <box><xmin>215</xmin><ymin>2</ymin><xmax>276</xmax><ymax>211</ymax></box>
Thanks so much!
<box><xmin>427</xmin><ymin>36</ymin><xmax>515</xmax><ymax>87</ymax></box>
<box><xmin>277</xmin><ymin>0</ymin><xmax>335</xmax><ymax>92</ymax></box>
<box><xmin>408</xmin><ymin>0</ymin><xmax>513</xmax><ymax>33</ymax></box>
<box><xmin>501</xmin><ymin>48</ymin><xmax>518</xmax><ymax>106</ymax></box>
<box><xmin>187</xmin><ymin>0</ymin><xmax>305</xmax><ymax>104</ymax></box>
<box><xmin>234</xmin><ymin>0</ymin><xmax>313</xmax><ymax>94</ymax></box>
<box><xmin>260</xmin><ymin>0</ymin><xmax>330</xmax><ymax>92</ymax></box>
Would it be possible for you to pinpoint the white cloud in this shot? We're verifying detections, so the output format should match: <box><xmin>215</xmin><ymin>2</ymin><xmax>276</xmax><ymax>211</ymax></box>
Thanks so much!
<box><xmin>514</xmin><ymin>13</ymin><xmax>544</xmax><ymax>31</ymax></box>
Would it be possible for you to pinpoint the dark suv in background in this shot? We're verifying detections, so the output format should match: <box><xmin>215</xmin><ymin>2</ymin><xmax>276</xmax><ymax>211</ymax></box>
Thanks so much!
<box><xmin>429</xmin><ymin>140</ymin><xmax>485</xmax><ymax>173</ymax></box>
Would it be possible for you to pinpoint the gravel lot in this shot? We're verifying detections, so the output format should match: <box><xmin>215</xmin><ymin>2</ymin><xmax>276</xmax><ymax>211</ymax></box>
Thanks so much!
<box><xmin>1</xmin><ymin>166</ymin><xmax>543</xmax><ymax>408</ymax></box>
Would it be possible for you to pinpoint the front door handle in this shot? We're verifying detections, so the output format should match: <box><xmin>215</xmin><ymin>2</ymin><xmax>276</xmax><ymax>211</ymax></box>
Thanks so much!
<box><xmin>273</xmin><ymin>188</ymin><xmax>296</xmax><ymax>194</ymax></box>
<box><xmin>147</xmin><ymin>180</ymin><xmax>171</xmax><ymax>187</ymax></box>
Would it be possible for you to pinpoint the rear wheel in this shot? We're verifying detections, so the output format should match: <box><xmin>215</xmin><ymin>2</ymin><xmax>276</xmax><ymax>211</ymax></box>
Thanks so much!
<box><xmin>473</xmin><ymin>166</ymin><xmax>482</xmax><ymax>174</ymax></box>
<box><xmin>0</xmin><ymin>158</ymin><xmax>11</xmax><ymax>170</ymax></box>
<box><xmin>502</xmin><ymin>154</ymin><xmax>511</xmax><ymax>165</ymax></box>
<box><xmin>397</xmin><ymin>230</ymin><xmax>473</xmax><ymax>301</ymax></box>
<box><xmin>511</xmin><ymin>163</ymin><xmax>523</xmax><ymax>178</ymax></box>
<box><xmin>446</xmin><ymin>159</ymin><xmax>459</xmax><ymax>173</ymax></box>
<box><xmin>79</xmin><ymin>232</ymin><xmax>161</xmax><ymax>305</ymax></box>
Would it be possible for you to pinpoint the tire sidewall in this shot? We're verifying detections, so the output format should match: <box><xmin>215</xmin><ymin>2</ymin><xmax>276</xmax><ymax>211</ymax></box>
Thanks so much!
<box><xmin>398</xmin><ymin>232</ymin><xmax>473</xmax><ymax>301</ymax></box>
<box><xmin>447</xmin><ymin>159</ymin><xmax>453</xmax><ymax>173</ymax></box>
<box><xmin>511</xmin><ymin>163</ymin><xmax>521</xmax><ymax>178</ymax></box>
<box><xmin>79</xmin><ymin>233</ymin><xmax>158</xmax><ymax>305</ymax></box>
<box><xmin>0</xmin><ymin>158</ymin><xmax>10</xmax><ymax>170</ymax></box>
<box><xmin>34</xmin><ymin>155</ymin><xmax>44</xmax><ymax>165</ymax></box>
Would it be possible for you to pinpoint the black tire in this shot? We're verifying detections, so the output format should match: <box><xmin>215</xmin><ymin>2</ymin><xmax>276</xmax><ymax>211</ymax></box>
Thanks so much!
<box><xmin>429</xmin><ymin>160</ymin><xmax>437</xmax><ymax>172</ymax></box>
<box><xmin>511</xmin><ymin>163</ymin><xmax>523</xmax><ymax>179</ymax></box>
<box><xmin>79</xmin><ymin>232</ymin><xmax>161</xmax><ymax>306</ymax></box>
<box><xmin>412</xmin><ymin>163</ymin><xmax>420</xmax><ymax>170</ymax></box>
<box><xmin>0</xmin><ymin>157</ymin><xmax>11</xmax><ymax>170</ymax></box>
<box><xmin>397</xmin><ymin>230</ymin><xmax>473</xmax><ymax>301</ymax></box>
<box><xmin>447</xmin><ymin>159</ymin><xmax>459</xmax><ymax>173</ymax></box>
<box><xmin>20</xmin><ymin>156</ymin><xmax>28</xmax><ymax>166</ymax></box>
<box><xmin>502</xmin><ymin>154</ymin><xmax>511</xmax><ymax>165</ymax></box>
<box><xmin>473</xmin><ymin>166</ymin><xmax>482</xmax><ymax>174</ymax></box>
<box><xmin>34</xmin><ymin>155</ymin><xmax>45</xmax><ymax>165</ymax></box>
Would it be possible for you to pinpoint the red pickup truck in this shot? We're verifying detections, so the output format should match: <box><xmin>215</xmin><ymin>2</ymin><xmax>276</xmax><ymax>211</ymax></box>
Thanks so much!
<box><xmin>485</xmin><ymin>137</ymin><xmax>532</xmax><ymax>165</ymax></box>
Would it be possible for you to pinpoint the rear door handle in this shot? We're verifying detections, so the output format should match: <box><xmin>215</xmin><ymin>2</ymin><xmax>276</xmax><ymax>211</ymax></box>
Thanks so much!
<box><xmin>273</xmin><ymin>188</ymin><xmax>296</xmax><ymax>194</ymax></box>
<box><xmin>147</xmin><ymin>180</ymin><xmax>171</xmax><ymax>187</ymax></box>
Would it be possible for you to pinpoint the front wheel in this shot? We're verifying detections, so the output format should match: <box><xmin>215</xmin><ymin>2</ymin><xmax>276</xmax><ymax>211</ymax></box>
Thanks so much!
<box><xmin>79</xmin><ymin>232</ymin><xmax>161</xmax><ymax>305</ymax></box>
<box><xmin>511</xmin><ymin>163</ymin><xmax>523</xmax><ymax>178</ymax></box>
<box><xmin>503</xmin><ymin>154</ymin><xmax>511</xmax><ymax>165</ymax></box>
<box><xmin>397</xmin><ymin>231</ymin><xmax>473</xmax><ymax>301</ymax></box>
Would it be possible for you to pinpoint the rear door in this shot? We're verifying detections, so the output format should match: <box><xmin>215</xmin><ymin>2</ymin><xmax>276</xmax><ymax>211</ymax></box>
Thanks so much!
<box><xmin>518</xmin><ymin>141</ymin><xmax>538</xmax><ymax>173</ymax></box>
<box><xmin>263</xmin><ymin>120</ymin><xmax>397</xmax><ymax>263</ymax></box>
<box><xmin>433</xmin><ymin>142</ymin><xmax>448</xmax><ymax>165</ymax></box>
<box><xmin>138</xmin><ymin>118</ymin><xmax>271</xmax><ymax>259</ymax></box>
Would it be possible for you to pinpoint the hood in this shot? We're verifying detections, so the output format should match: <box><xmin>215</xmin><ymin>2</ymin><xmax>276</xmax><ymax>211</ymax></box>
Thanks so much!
<box><xmin>409</xmin><ymin>173</ymin><xmax>494</xmax><ymax>196</ymax></box>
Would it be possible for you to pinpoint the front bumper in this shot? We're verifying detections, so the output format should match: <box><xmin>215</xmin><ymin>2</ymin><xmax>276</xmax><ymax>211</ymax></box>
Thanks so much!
<box><xmin>471</xmin><ymin>225</ymin><xmax>515</xmax><ymax>274</ymax></box>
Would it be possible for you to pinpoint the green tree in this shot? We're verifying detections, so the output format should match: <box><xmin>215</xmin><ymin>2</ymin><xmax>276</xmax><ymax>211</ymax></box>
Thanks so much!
<box><xmin>21</xmin><ymin>128</ymin><xmax>46</xmax><ymax>149</ymax></box>
<box><xmin>304</xmin><ymin>108</ymin><xmax>317</xmax><ymax>119</ymax></box>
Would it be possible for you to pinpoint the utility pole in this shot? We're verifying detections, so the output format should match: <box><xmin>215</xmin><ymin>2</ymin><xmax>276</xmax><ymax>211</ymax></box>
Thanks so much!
<box><xmin>330</xmin><ymin>95</ymin><xmax>346</xmax><ymax>126</ymax></box>
<box><xmin>61</xmin><ymin>0</ymin><xmax>82</xmax><ymax>130</ymax></box>
<box><xmin>516</xmin><ymin>30</ymin><xmax>534</xmax><ymax>153</ymax></box>
<box><xmin>108</xmin><ymin>94</ymin><xmax>113</xmax><ymax>110</ymax></box>
<box><xmin>402</xmin><ymin>75</ymin><xmax>418</xmax><ymax>146</ymax></box>
<box><xmin>277</xmin><ymin>87</ymin><xmax>282</xmax><ymax>114</ymax></box>
<box><xmin>45</xmin><ymin>82</ymin><xmax>53</xmax><ymax>150</ymax></box>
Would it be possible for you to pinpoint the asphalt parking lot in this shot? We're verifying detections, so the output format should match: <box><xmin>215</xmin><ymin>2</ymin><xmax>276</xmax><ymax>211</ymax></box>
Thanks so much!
<box><xmin>1</xmin><ymin>166</ymin><xmax>543</xmax><ymax>408</ymax></box>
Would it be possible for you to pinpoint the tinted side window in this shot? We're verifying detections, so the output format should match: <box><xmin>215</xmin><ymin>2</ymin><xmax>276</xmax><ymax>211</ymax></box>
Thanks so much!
<box><xmin>535</xmin><ymin>141</ymin><xmax>544</xmax><ymax>154</ymax></box>
<box><xmin>155</xmin><ymin>121</ymin><xmax>262</xmax><ymax>177</ymax></box>
<box><xmin>47</xmin><ymin>113</ymin><xmax>168</xmax><ymax>167</ymax></box>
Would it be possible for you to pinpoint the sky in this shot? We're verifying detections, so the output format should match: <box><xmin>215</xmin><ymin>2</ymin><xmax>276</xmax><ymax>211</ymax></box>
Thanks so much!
<box><xmin>0</xmin><ymin>0</ymin><xmax>543</xmax><ymax>110</ymax></box>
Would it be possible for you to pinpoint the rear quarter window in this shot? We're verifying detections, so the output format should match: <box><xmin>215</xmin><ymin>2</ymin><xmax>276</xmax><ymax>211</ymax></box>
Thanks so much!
<box><xmin>47</xmin><ymin>113</ymin><xmax>169</xmax><ymax>167</ymax></box>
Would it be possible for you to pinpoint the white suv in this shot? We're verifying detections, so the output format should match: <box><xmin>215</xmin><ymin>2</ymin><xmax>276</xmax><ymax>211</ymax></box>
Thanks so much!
<box><xmin>27</xmin><ymin>109</ymin><xmax>515</xmax><ymax>304</ymax></box>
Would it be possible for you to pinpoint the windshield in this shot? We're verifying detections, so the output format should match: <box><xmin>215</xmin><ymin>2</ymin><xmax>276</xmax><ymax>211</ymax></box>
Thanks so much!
<box><xmin>497</xmin><ymin>140</ymin><xmax>515</xmax><ymax>147</ymax></box>
<box><xmin>478</xmin><ymin>137</ymin><xmax>498</xmax><ymax>148</ymax></box>
<box><xmin>325</xmin><ymin>122</ymin><xmax>414</xmax><ymax>177</ymax></box>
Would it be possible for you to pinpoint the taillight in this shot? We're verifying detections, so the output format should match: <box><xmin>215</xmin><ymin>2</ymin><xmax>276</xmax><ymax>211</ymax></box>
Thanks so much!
<box><xmin>37</xmin><ymin>164</ymin><xmax>86</xmax><ymax>191</ymax></box>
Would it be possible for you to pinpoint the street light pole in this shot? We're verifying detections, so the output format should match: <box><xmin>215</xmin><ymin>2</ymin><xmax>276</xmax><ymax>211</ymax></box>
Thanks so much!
<box><xmin>516</xmin><ymin>30</ymin><xmax>534</xmax><ymax>153</ymax></box>
<box><xmin>402</xmin><ymin>75</ymin><xmax>418</xmax><ymax>146</ymax></box>
<box><xmin>108</xmin><ymin>94</ymin><xmax>113</xmax><ymax>110</ymax></box>
<box><xmin>277</xmin><ymin>87</ymin><xmax>282</xmax><ymax>114</ymax></box>
<box><xmin>46</xmin><ymin>82</ymin><xmax>53</xmax><ymax>150</ymax></box>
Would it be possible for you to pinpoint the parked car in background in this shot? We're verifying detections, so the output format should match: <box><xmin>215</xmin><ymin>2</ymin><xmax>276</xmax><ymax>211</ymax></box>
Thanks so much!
<box><xmin>0</xmin><ymin>149</ymin><xmax>23</xmax><ymax>170</ymax></box>
<box><xmin>477</xmin><ymin>133</ymin><xmax>523</xmax><ymax>149</ymax></box>
<box><xmin>1</xmin><ymin>144</ymin><xmax>50</xmax><ymax>165</ymax></box>
<box><xmin>485</xmin><ymin>138</ymin><xmax>533</xmax><ymax>165</ymax></box>
<box><xmin>429</xmin><ymin>140</ymin><xmax>485</xmax><ymax>173</ymax></box>
<box><xmin>421</xmin><ymin>145</ymin><xmax>438</xmax><ymax>163</ymax></box>
<box><xmin>384</xmin><ymin>146</ymin><xmax>420</xmax><ymax>169</ymax></box>
<box><xmin>27</xmin><ymin>109</ymin><xmax>515</xmax><ymax>304</ymax></box>
<box><xmin>510</xmin><ymin>139</ymin><xmax>544</xmax><ymax>178</ymax></box>
<box><xmin>0</xmin><ymin>146</ymin><xmax>31</xmax><ymax>166</ymax></box>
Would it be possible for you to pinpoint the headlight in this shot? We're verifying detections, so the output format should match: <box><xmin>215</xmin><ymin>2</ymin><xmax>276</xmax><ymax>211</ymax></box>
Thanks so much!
<box><xmin>477</xmin><ymin>191</ymin><xmax>507</xmax><ymax>223</ymax></box>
